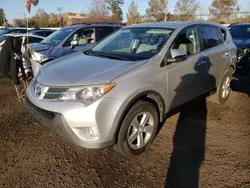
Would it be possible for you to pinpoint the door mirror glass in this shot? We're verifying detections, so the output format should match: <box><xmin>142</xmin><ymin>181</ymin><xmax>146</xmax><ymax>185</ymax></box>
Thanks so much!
<box><xmin>167</xmin><ymin>49</ymin><xmax>187</xmax><ymax>63</ymax></box>
<box><xmin>70</xmin><ymin>40</ymin><xmax>78</xmax><ymax>48</ymax></box>
<box><xmin>171</xmin><ymin>49</ymin><xmax>187</xmax><ymax>59</ymax></box>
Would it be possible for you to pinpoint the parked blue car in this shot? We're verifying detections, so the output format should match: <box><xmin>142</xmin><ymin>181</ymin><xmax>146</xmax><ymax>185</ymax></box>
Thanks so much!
<box><xmin>30</xmin><ymin>23</ymin><xmax>124</xmax><ymax>61</ymax></box>
<box><xmin>228</xmin><ymin>23</ymin><xmax>250</xmax><ymax>74</ymax></box>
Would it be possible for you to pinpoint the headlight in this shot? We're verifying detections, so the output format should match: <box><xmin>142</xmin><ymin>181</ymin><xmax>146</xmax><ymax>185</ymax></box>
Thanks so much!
<box><xmin>58</xmin><ymin>83</ymin><xmax>116</xmax><ymax>102</ymax></box>
<box><xmin>31</xmin><ymin>52</ymin><xmax>48</xmax><ymax>63</ymax></box>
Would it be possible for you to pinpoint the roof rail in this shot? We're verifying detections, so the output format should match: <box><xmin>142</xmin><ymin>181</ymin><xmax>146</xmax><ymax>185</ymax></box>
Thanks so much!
<box><xmin>69</xmin><ymin>22</ymin><xmax>126</xmax><ymax>26</ymax></box>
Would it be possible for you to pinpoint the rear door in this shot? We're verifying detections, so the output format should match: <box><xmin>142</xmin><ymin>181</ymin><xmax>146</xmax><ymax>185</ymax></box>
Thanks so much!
<box><xmin>199</xmin><ymin>25</ymin><xmax>230</xmax><ymax>90</ymax></box>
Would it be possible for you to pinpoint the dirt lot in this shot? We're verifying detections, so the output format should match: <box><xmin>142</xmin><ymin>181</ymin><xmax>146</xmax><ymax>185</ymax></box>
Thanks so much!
<box><xmin>0</xmin><ymin>76</ymin><xmax>249</xmax><ymax>188</ymax></box>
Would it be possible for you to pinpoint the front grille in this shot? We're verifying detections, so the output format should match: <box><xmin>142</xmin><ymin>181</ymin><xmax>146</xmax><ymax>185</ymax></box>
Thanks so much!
<box><xmin>47</xmin><ymin>88</ymin><xmax>68</xmax><ymax>93</ymax></box>
<box><xmin>44</xmin><ymin>94</ymin><xmax>61</xmax><ymax>99</ymax></box>
<box><xmin>44</xmin><ymin>87</ymin><xmax>69</xmax><ymax>99</ymax></box>
<box><xmin>26</xmin><ymin>97</ymin><xmax>55</xmax><ymax>119</ymax></box>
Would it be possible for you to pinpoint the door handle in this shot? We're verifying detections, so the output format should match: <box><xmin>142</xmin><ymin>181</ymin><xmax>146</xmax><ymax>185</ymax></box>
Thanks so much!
<box><xmin>223</xmin><ymin>53</ymin><xmax>229</xmax><ymax>58</ymax></box>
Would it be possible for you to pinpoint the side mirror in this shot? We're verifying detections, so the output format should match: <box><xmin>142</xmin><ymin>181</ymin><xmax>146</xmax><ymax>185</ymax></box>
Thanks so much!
<box><xmin>70</xmin><ymin>40</ymin><xmax>78</xmax><ymax>49</ymax></box>
<box><xmin>167</xmin><ymin>49</ymin><xmax>187</xmax><ymax>63</ymax></box>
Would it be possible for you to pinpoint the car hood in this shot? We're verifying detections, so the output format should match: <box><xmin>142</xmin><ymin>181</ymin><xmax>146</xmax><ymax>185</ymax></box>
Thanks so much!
<box><xmin>37</xmin><ymin>51</ymin><xmax>147</xmax><ymax>86</ymax></box>
<box><xmin>30</xmin><ymin>43</ymin><xmax>51</xmax><ymax>53</ymax></box>
<box><xmin>233</xmin><ymin>38</ymin><xmax>250</xmax><ymax>48</ymax></box>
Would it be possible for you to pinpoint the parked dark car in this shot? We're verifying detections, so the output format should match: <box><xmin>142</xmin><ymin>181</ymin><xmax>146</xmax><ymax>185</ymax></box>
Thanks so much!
<box><xmin>228</xmin><ymin>23</ymin><xmax>250</xmax><ymax>75</ymax></box>
<box><xmin>0</xmin><ymin>28</ymin><xmax>28</xmax><ymax>36</ymax></box>
<box><xmin>29</xmin><ymin>29</ymin><xmax>56</xmax><ymax>37</ymax></box>
<box><xmin>30</xmin><ymin>23</ymin><xmax>124</xmax><ymax>76</ymax></box>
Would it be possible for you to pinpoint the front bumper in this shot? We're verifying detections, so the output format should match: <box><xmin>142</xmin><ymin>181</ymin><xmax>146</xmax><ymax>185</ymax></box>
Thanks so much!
<box><xmin>25</xmin><ymin>81</ymin><xmax>124</xmax><ymax>149</ymax></box>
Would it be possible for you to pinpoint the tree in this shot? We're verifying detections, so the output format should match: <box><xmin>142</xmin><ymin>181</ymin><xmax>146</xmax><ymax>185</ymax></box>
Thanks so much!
<box><xmin>146</xmin><ymin>0</ymin><xmax>168</xmax><ymax>22</ymax></box>
<box><xmin>209</xmin><ymin>0</ymin><xmax>238</xmax><ymax>22</ymax></box>
<box><xmin>12</xmin><ymin>18</ymin><xmax>26</xmax><ymax>27</ymax></box>
<box><xmin>126</xmin><ymin>1</ymin><xmax>141</xmax><ymax>25</ymax></box>
<box><xmin>0</xmin><ymin>8</ymin><xmax>6</xmax><ymax>26</ymax></box>
<box><xmin>174</xmin><ymin>0</ymin><xmax>199</xmax><ymax>21</ymax></box>
<box><xmin>106</xmin><ymin>0</ymin><xmax>124</xmax><ymax>23</ymax></box>
<box><xmin>88</xmin><ymin>0</ymin><xmax>111</xmax><ymax>22</ymax></box>
<box><xmin>49</xmin><ymin>13</ymin><xmax>60</xmax><ymax>27</ymax></box>
<box><xmin>33</xmin><ymin>9</ymin><xmax>50</xmax><ymax>27</ymax></box>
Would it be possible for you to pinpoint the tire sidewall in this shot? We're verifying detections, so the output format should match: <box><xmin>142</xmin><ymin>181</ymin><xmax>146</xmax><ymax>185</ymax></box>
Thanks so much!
<box><xmin>116</xmin><ymin>101</ymin><xmax>159</xmax><ymax>157</ymax></box>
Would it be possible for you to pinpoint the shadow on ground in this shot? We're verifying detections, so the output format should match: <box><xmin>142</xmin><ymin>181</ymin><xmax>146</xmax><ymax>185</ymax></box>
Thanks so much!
<box><xmin>231</xmin><ymin>74</ymin><xmax>250</xmax><ymax>97</ymax></box>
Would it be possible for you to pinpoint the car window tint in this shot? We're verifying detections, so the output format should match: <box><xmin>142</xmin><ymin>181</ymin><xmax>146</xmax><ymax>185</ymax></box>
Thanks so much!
<box><xmin>200</xmin><ymin>26</ymin><xmax>222</xmax><ymax>50</ymax></box>
<box><xmin>45</xmin><ymin>31</ymin><xmax>53</xmax><ymax>37</ymax></box>
<box><xmin>96</xmin><ymin>27</ymin><xmax>115</xmax><ymax>41</ymax></box>
<box><xmin>36</xmin><ymin>31</ymin><xmax>45</xmax><ymax>37</ymax></box>
<box><xmin>27</xmin><ymin>36</ymin><xmax>43</xmax><ymax>43</ymax></box>
<box><xmin>63</xmin><ymin>28</ymin><xmax>95</xmax><ymax>47</ymax></box>
<box><xmin>172</xmin><ymin>26</ymin><xmax>201</xmax><ymax>56</ymax></box>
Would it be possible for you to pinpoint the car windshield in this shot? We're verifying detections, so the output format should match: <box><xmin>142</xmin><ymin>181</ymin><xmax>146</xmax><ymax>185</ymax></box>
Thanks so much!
<box><xmin>40</xmin><ymin>28</ymin><xmax>75</xmax><ymax>45</ymax></box>
<box><xmin>0</xmin><ymin>35</ymin><xmax>7</xmax><ymax>43</ymax></box>
<box><xmin>228</xmin><ymin>25</ymin><xmax>250</xmax><ymax>38</ymax></box>
<box><xmin>90</xmin><ymin>27</ymin><xmax>173</xmax><ymax>61</ymax></box>
<box><xmin>0</xmin><ymin>29</ymin><xmax>9</xmax><ymax>35</ymax></box>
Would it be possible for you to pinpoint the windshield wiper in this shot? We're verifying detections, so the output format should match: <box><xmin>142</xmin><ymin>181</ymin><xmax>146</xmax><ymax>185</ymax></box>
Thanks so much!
<box><xmin>95</xmin><ymin>53</ymin><xmax>128</xmax><ymax>61</ymax></box>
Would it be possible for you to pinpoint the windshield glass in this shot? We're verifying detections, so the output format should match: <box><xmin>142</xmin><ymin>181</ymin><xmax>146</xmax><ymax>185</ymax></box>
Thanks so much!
<box><xmin>228</xmin><ymin>25</ymin><xmax>250</xmax><ymax>38</ymax></box>
<box><xmin>90</xmin><ymin>27</ymin><xmax>173</xmax><ymax>61</ymax></box>
<box><xmin>0</xmin><ymin>35</ymin><xmax>7</xmax><ymax>43</ymax></box>
<box><xmin>0</xmin><ymin>29</ymin><xmax>9</xmax><ymax>35</ymax></box>
<box><xmin>41</xmin><ymin>28</ymin><xmax>75</xmax><ymax>45</ymax></box>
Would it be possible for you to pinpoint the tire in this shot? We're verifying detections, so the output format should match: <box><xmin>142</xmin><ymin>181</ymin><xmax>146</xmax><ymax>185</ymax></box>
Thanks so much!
<box><xmin>209</xmin><ymin>69</ymin><xmax>233</xmax><ymax>104</ymax></box>
<box><xmin>114</xmin><ymin>100</ymin><xmax>159</xmax><ymax>158</ymax></box>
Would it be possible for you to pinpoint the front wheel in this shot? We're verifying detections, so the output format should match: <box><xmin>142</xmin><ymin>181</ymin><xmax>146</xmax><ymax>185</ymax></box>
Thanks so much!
<box><xmin>114</xmin><ymin>100</ymin><xmax>159</xmax><ymax>158</ymax></box>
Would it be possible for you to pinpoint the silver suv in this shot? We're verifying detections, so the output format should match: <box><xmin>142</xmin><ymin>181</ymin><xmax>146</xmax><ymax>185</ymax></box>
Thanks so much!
<box><xmin>26</xmin><ymin>22</ymin><xmax>237</xmax><ymax>157</ymax></box>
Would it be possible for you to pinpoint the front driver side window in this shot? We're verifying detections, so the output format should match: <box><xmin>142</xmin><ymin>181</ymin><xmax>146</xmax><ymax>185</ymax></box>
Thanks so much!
<box><xmin>171</xmin><ymin>26</ymin><xmax>201</xmax><ymax>57</ymax></box>
<box><xmin>63</xmin><ymin>28</ymin><xmax>95</xmax><ymax>47</ymax></box>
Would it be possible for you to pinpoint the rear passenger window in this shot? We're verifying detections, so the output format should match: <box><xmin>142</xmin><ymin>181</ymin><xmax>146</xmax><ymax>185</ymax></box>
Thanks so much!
<box><xmin>200</xmin><ymin>26</ymin><xmax>222</xmax><ymax>50</ymax></box>
<box><xmin>96</xmin><ymin>27</ymin><xmax>115</xmax><ymax>42</ymax></box>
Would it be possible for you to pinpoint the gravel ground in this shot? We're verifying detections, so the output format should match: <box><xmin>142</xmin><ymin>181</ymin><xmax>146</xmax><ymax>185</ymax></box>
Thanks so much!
<box><xmin>0</xmin><ymin>76</ymin><xmax>249</xmax><ymax>188</ymax></box>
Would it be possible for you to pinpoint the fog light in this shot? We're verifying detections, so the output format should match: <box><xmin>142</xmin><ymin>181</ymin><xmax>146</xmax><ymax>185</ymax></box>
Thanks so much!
<box><xmin>88</xmin><ymin>127</ymin><xmax>99</xmax><ymax>137</ymax></box>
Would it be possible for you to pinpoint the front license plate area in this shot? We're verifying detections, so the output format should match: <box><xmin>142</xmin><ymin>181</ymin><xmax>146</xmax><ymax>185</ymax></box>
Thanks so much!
<box><xmin>29</xmin><ymin>107</ymin><xmax>42</xmax><ymax>123</ymax></box>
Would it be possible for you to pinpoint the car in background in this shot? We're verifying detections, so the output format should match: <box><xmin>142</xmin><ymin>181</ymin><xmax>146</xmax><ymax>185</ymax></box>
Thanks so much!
<box><xmin>0</xmin><ymin>33</ymin><xmax>45</xmax><ymax>77</ymax></box>
<box><xmin>0</xmin><ymin>33</ymin><xmax>45</xmax><ymax>44</ymax></box>
<box><xmin>26</xmin><ymin>21</ymin><xmax>236</xmax><ymax>157</ymax></box>
<box><xmin>29</xmin><ymin>29</ymin><xmax>56</xmax><ymax>37</ymax></box>
<box><xmin>228</xmin><ymin>23</ymin><xmax>250</xmax><ymax>74</ymax></box>
<box><xmin>0</xmin><ymin>33</ymin><xmax>45</xmax><ymax>52</ymax></box>
<box><xmin>30</xmin><ymin>23</ymin><xmax>125</xmax><ymax>76</ymax></box>
<box><xmin>0</xmin><ymin>28</ymin><xmax>28</xmax><ymax>36</ymax></box>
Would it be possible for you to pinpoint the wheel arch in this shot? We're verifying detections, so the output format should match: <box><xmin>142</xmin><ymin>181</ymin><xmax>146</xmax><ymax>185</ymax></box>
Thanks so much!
<box><xmin>114</xmin><ymin>90</ymin><xmax>165</xmax><ymax>143</ymax></box>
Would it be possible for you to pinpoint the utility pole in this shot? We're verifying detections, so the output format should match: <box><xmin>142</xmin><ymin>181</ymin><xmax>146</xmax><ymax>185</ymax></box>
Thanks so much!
<box><xmin>57</xmin><ymin>7</ymin><xmax>63</xmax><ymax>27</ymax></box>
<box><xmin>22</xmin><ymin>13</ymin><xmax>27</xmax><ymax>27</ymax></box>
<box><xmin>136</xmin><ymin>0</ymin><xmax>139</xmax><ymax>10</ymax></box>
<box><xmin>165</xmin><ymin>0</ymin><xmax>168</xmax><ymax>22</ymax></box>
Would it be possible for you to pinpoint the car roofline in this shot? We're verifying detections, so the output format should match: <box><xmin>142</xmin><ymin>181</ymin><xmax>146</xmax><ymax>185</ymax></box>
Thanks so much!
<box><xmin>3</xmin><ymin>33</ymin><xmax>45</xmax><ymax>38</ymax></box>
<box><xmin>123</xmin><ymin>21</ymin><xmax>227</xmax><ymax>30</ymax></box>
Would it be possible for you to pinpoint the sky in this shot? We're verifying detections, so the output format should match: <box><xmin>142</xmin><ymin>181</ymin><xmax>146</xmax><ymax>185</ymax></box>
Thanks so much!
<box><xmin>0</xmin><ymin>0</ymin><xmax>249</xmax><ymax>23</ymax></box>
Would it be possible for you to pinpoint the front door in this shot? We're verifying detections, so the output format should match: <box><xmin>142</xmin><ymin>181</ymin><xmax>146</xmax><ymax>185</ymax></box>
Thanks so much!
<box><xmin>62</xmin><ymin>27</ymin><xmax>96</xmax><ymax>55</ymax></box>
<box><xmin>166</xmin><ymin>25</ymin><xmax>207</xmax><ymax>110</ymax></box>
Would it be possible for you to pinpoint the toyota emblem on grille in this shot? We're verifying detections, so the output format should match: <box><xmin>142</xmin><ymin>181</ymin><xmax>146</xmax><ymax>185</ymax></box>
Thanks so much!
<box><xmin>35</xmin><ymin>86</ymin><xmax>42</xmax><ymax>96</ymax></box>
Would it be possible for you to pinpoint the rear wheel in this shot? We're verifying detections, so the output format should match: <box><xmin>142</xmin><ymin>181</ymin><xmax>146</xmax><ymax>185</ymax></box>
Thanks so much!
<box><xmin>114</xmin><ymin>100</ymin><xmax>159</xmax><ymax>158</ymax></box>
<box><xmin>209</xmin><ymin>69</ymin><xmax>233</xmax><ymax>104</ymax></box>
